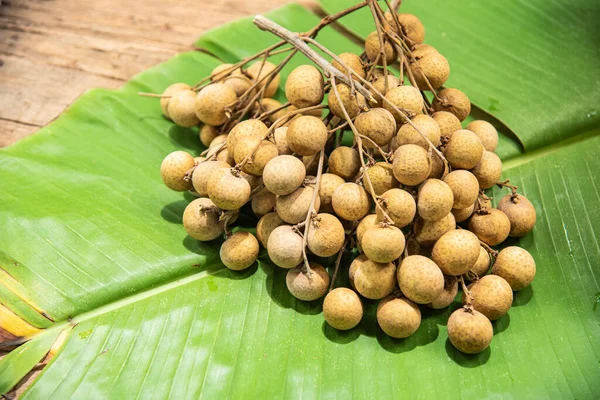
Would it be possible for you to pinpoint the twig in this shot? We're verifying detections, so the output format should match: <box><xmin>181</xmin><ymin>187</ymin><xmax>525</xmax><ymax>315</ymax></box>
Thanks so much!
<box><xmin>300</xmin><ymin>149</ymin><xmax>326</xmax><ymax>276</ymax></box>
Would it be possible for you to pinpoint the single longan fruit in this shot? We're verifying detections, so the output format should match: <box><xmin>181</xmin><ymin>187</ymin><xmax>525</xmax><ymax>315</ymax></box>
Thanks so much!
<box><xmin>273</xmin><ymin>126</ymin><xmax>292</xmax><ymax>155</ymax></box>
<box><xmin>267</xmin><ymin>225</ymin><xmax>304</xmax><ymax>269</ymax></box>
<box><xmin>209</xmin><ymin>133</ymin><xmax>228</xmax><ymax>149</ymax></box>
<box><xmin>409</xmin><ymin>49</ymin><xmax>450</xmax><ymax>90</ymax></box>
<box><xmin>233</xmin><ymin>137</ymin><xmax>278</xmax><ymax>176</ymax></box>
<box><xmin>398</xmin><ymin>255</ymin><xmax>444</xmax><ymax>304</ymax></box>
<box><xmin>160</xmin><ymin>151</ymin><xmax>195</xmax><ymax>191</ymax></box>
<box><xmin>240</xmin><ymin>171</ymin><xmax>262</xmax><ymax>191</ymax></box>
<box><xmin>332</xmin><ymin>52</ymin><xmax>366</xmax><ymax>80</ymax></box>
<box><xmin>210</xmin><ymin>63</ymin><xmax>241</xmax><ymax>81</ymax></box>
<box><xmin>215</xmin><ymin>148</ymin><xmax>235</xmax><ymax>166</ymax></box>
<box><xmin>285</xmin><ymin>65</ymin><xmax>324</xmax><ymax>109</ymax></box>
<box><xmin>350</xmin><ymin>254</ymin><xmax>397</xmax><ymax>299</ymax></box>
<box><xmin>469</xmin><ymin>209</ymin><xmax>511</xmax><ymax>246</ymax></box>
<box><xmin>466</xmin><ymin>120</ymin><xmax>498</xmax><ymax>152</ymax></box>
<box><xmin>222</xmin><ymin>74</ymin><xmax>253</xmax><ymax>97</ymax></box>
<box><xmin>228</xmin><ymin>119</ymin><xmax>268</xmax><ymax>153</ymax></box>
<box><xmin>452</xmin><ymin>203</ymin><xmax>475</xmax><ymax>223</ymax></box>
<box><xmin>447</xmin><ymin>307</ymin><xmax>493</xmax><ymax>354</ymax></box>
<box><xmin>161</xmin><ymin>83</ymin><xmax>191</xmax><ymax>119</ymax></box>
<box><xmin>428</xmin><ymin>276</ymin><xmax>459</xmax><ymax>309</ymax></box>
<box><xmin>414</xmin><ymin>212</ymin><xmax>455</xmax><ymax>246</ymax></box>
<box><xmin>443</xmin><ymin>170</ymin><xmax>480</xmax><ymax>209</ymax></box>
<box><xmin>220</xmin><ymin>231</ymin><xmax>259</xmax><ymax>271</ymax></box>
<box><xmin>307</xmin><ymin>213</ymin><xmax>345</xmax><ymax>257</ymax></box>
<box><xmin>432</xmin><ymin>88</ymin><xmax>471</xmax><ymax>121</ymax></box>
<box><xmin>318</xmin><ymin>173</ymin><xmax>345</xmax><ymax>214</ymax></box>
<box><xmin>286</xmin><ymin>116</ymin><xmax>328</xmax><ymax>156</ymax></box>
<box><xmin>286</xmin><ymin>263</ymin><xmax>330</xmax><ymax>301</ymax></box>
<box><xmin>469</xmin><ymin>246</ymin><xmax>491</xmax><ymax>279</ymax></box>
<box><xmin>355</xmin><ymin>108</ymin><xmax>397</xmax><ymax>148</ymax></box>
<box><xmin>356</xmin><ymin>214</ymin><xmax>379</xmax><ymax>246</ymax></box>
<box><xmin>418</xmin><ymin>179</ymin><xmax>454</xmax><ymax>221</ymax></box>
<box><xmin>392</xmin><ymin>144</ymin><xmax>431</xmax><ymax>186</ymax></box>
<box><xmin>365</xmin><ymin>31</ymin><xmax>397</xmax><ymax>65</ymax></box>
<box><xmin>432</xmin><ymin>111</ymin><xmax>462</xmax><ymax>140</ymax></box>
<box><xmin>328</xmin><ymin>83</ymin><xmax>366</xmax><ymax>119</ymax></box>
<box><xmin>183</xmin><ymin>198</ymin><xmax>223</xmax><ymax>241</ymax></box>
<box><xmin>362</xmin><ymin>225</ymin><xmax>405</xmax><ymax>263</ymax></box>
<box><xmin>428</xmin><ymin>152</ymin><xmax>445</xmax><ymax>179</ymax></box>
<box><xmin>191</xmin><ymin>160</ymin><xmax>231</xmax><ymax>196</ymax></box>
<box><xmin>395</xmin><ymin>13</ymin><xmax>426</xmax><ymax>44</ymax></box>
<box><xmin>384</xmin><ymin>86</ymin><xmax>424</xmax><ymax>123</ymax></box>
<box><xmin>471</xmin><ymin>151</ymin><xmax>502</xmax><ymax>189</ymax></box>
<box><xmin>263</xmin><ymin>155</ymin><xmax>306</xmax><ymax>195</ymax></box>
<box><xmin>377</xmin><ymin>296</ymin><xmax>421</xmax><ymax>338</ymax></box>
<box><xmin>256</xmin><ymin>212</ymin><xmax>284</xmax><ymax>247</ymax></box>
<box><xmin>492</xmin><ymin>246</ymin><xmax>536</xmax><ymax>291</ymax></box>
<box><xmin>332</xmin><ymin>183</ymin><xmax>371</xmax><ymax>221</ymax></box>
<box><xmin>370</xmin><ymin>69</ymin><xmax>400</xmax><ymax>107</ymax></box>
<box><xmin>254</xmin><ymin>98</ymin><xmax>287</xmax><ymax>123</ymax></box>
<box><xmin>195</xmin><ymin>83</ymin><xmax>237</xmax><ymax>126</ymax></box>
<box><xmin>444</xmin><ymin>129</ymin><xmax>484</xmax><ymax>170</ymax></box>
<box><xmin>246</xmin><ymin>61</ymin><xmax>280</xmax><ymax>98</ymax></box>
<box><xmin>199</xmin><ymin>124</ymin><xmax>220</xmax><ymax>147</ymax></box>
<box><xmin>323</xmin><ymin>288</ymin><xmax>363</xmax><ymax>330</ymax></box>
<box><xmin>497</xmin><ymin>194</ymin><xmax>537</xmax><ymax>237</ymax></box>
<box><xmin>207</xmin><ymin>169</ymin><xmax>251</xmax><ymax>210</ymax></box>
<box><xmin>376</xmin><ymin>188</ymin><xmax>416</xmax><ymax>228</ymax></box>
<box><xmin>328</xmin><ymin>146</ymin><xmax>361</xmax><ymax>181</ymax></box>
<box><xmin>463</xmin><ymin>275</ymin><xmax>513</xmax><ymax>321</ymax></box>
<box><xmin>366</xmin><ymin>162</ymin><xmax>398</xmax><ymax>196</ymax></box>
<box><xmin>303</xmin><ymin>153</ymin><xmax>328</xmax><ymax>176</ymax></box>
<box><xmin>251</xmin><ymin>188</ymin><xmax>276</xmax><ymax>217</ymax></box>
<box><xmin>276</xmin><ymin>186</ymin><xmax>320</xmax><ymax>224</ymax></box>
<box><xmin>397</xmin><ymin>114</ymin><xmax>441</xmax><ymax>149</ymax></box>
<box><xmin>432</xmin><ymin>229</ymin><xmax>480</xmax><ymax>276</ymax></box>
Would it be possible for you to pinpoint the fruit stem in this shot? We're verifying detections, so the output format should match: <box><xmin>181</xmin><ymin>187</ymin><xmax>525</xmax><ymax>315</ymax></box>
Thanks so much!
<box><xmin>496</xmin><ymin>179</ymin><xmax>519</xmax><ymax>197</ymax></box>
<box><xmin>479</xmin><ymin>240</ymin><xmax>499</xmax><ymax>257</ymax></box>
<box><xmin>459</xmin><ymin>276</ymin><xmax>474</xmax><ymax>306</ymax></box>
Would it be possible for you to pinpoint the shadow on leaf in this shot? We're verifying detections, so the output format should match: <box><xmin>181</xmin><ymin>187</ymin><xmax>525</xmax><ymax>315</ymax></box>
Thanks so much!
<box><xmin>493</xmin><ymin>313</ymin><xmax>510</xmax><ymax>335</ymax></box>
<box><xmin>161</xmin><ymin>199</ymin><xmax>188</xmax><ymax>224</ymax></box>
<box><xmin>168</xmin><ymin>125</ymin><xmax>202</xmax><ymax>154</ymax></box>
<box><xmin>513</xmin><ymin>285</ymin><xmax>533</xmax><ymax>307</ymax></box>
<box><xmin>445</xmin><ymin>339</ymin><xmax>491</xmax><ymax>367</ymax></box>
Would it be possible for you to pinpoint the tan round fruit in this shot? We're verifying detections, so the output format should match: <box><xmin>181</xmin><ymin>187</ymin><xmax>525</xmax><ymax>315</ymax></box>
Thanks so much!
<box><xmin>376</xmin><ymin>188</ymin><xmax>416</xmax><ymax>228</ymax></box>
<box><xmin>356</xmin><ymin>214</ymin><xmax>379</xmax><ymax>246</ymax></box>
<box><xmin>497</xmin><ymin>194</ymin><xmax>537</xmax><ymax>237</ymax></box>
<box><xmin>209</xmin><ymin>133</ymin><xmax>228</xmax><ymax>149</ymax></box>
<box><xmin>246</xmin><ymin>61</ymin><xmax>280</xmax><ymax>98</ymax></box>
<box><xmin>166</xmin><ymin>89</ymin><xmax>200</xmax><ymax>128</ymax></box>
<box><xmin>332</xmin><ymin>52</ymin><xmax>366</xmax><ymax>80</ymax></box>
<box><xmin>468</xmin><ymin>209</ymin><xmax>511</xmax><ymax>246</ymax></box>
<box><xmin>396</xmin><ymin>13</ymin><xmax>426</xmax><ymax>44</ymax></box>
<box><xmin>318</xmin><ymin>173</ymin><xmax>345</xmax><ymax>214</ymax></box>
<box><xmin>227</xmin><ymin>119</ymin><xmax>268</xmax><ymax>154</ymax></box>
<box><xmin>199</xmin><ymin>124</ymin><xmax>220</xmax><ymax>147</ymax></box>
<box><xmin>428</xmin><ymin>276</ymin><xmax>459</xmax><ymax>309</ymax></box>
<box><xmin>365</xmin><ymin>31</ymin><xmax>397</xmax><ymax>64</ymax></box>
<box><xmin>303</xmin><ymin>153</ymin><xmax>328</xmax><ymax>176</ymax></box>
<box><xmin>273</xmin><ymin>127</ymin><xmax>291</xmax><ymax>155</ymax></box>
<box><xmin>276</xmin><ymin>186</ymin><xmax>320</xmax><ymax>224</ymax></box>
<box><xmin>332</xmin><ymin>183</ymin><xmax>371</xmax><ymax>221</ymax></box>
<box><xmin>307</xmin><ymin>213</ymin><xmax>345</xmax><ymax>257</ymax></box>
<box><xmin>355</xmin><ymin>108</ymin><xmax>397</xmax><ymax>148</ymax></box>
<box><xmin>362</xmin><ymin>225</ymin><xmax>405</xmax><ymax>263</ymax></box>
<box><xmin>492</xmin><ymin>246</ymin><xmax>536</xmax><ymax>291</ymax></box>
<box><xmin>234</xmin><ymin>137</ymin><xmax>278</xmax><ymax>176</ymax></box>
<box><xmin>286</xmin><ymin>116</ymin><xmax>328</xmax><ymax>156</ymax></box>
<box><xmin>463</xmin><ymin>275</ymin><xmax>513</xmax><ymax>321</ymax></box>
<box><xmin>366</xmin><ymin>162</ymin><xmax>398</xmax><ymax>196</ymax></box>
<box><xmin>432</xmin><ymin>88</ymin><xmax>471</xmax><ymax>121</ymax></box>
<box><xmin>220</xmin><ymin>231</ymin><xmax>259</xmax><ymax>271</ymax></box>
<box><xmin>254</xmin><ymin>98</ymin><xmax>287</xmax><ymax>123</ymax></box>
<box><xmin>215</xmin><ymin>147</ymin><xmax>235</xmax><ymax>166</ymax></box>
<box><xmin>432</xmin><ymin>111</ymin><xmax>462</xmax><ymax>140</ymax></box>
<box><xmin>328</xmin><ymin>146</ymin><xmax>361</xmax><ymax>181</ymax></box>
<box><xmin>161</xmin><ymin>83</ymin><xmax>191</xmax><ymax>119</ymax></box>
<box><xmin>417</xmin><ymin>179</ymin><xmax>454</xmax><ymax>221</ymax></box>
<box><xmin>210</xmin><ymin>63</ymin><xmax>240</xmax><ymax>81</ymax></box>
<box><xmin>207</xmin><ymin>169</ymin><xmax>251</xmax><ymax>210</ymax></box>
<box><xmin>447</xmin><ymin>307</ymin><xmax>493</xmax><ymax>354</ymax></box>
<box><xmin>263</xmin><ymin>155</ymin><xmax>306</xmax><ymax>195</ymax></box>
<box><xmin>444</xmin><ymin>129</ymin><xmax>484</xmax><ymax>170</ymax></box>
<box><xmin>398</xmin><ymin>255</ymin><xmax>444</xmax><ymax>304</ymax></box>
<box><xmin>222</xmin><ymin>74</ymin><xmax>253</xmax><ymax>97</ymax></box>
<box><xmin>432</xmin><ymin>229</ymin><xmax>480</xmax><ymax>276</ymax></box>
<box><xmin>251</xmin><ymin>188</ymin><xmax>276</xmax><ymax>217</ymax></box>
<box><xmin>397</xmin><ymin>114</ymin><xmax>441</xmax><ymax>149</ymax></box>
<box><xmin>471</xmin><ymin>151</ymin><xmax>502</xmax><ymax>189</ymax></box>
<box><xmin>443</xmin><ymin>170</ymin><xmax>480</xmax><ymax>209</ymax></box>
<box><xmin>384</xmin><ymin>86</ymin><xmax>424</xmax><ymax>123</ymax></box>
<box><xmin>409</xmin><ymin>49</ymin><xmax>450</xmax><ymax>90</ymax></box>
<box><xmin>469</xmin><ymin>246</ymin><xmax>491</xmax><ymax>279</ymax></box>
<box><xmin>160</xmin><ymin>151</ymin><xmax>195</xmax><ymax>191</ymax></box>
<box><xmin>191</xmin><ymin>160</ymin><xmax>231</xmax><ymax>196</ymax></box>
<box><xmin>466</xmin><ymin>120</ymin><xmax>498</xmax><ymax>152</ymax></box>
<box><xmin>256</xmin><ymin>212</ymin><xmax>284</xmax><ymax>247</ymax></box>
<box><xmin>452</xmin><ymin>203</ymin><xmax>475</xmax><ymax>223</ymax></box>
<box><xmin>267</xmin><ymin>225</ymin><xmax>304</xmax><ymax>269</ymax></box>
<box><xmin>285</xmin><ymin>65</ymin><xmax>324</xmax><ymax>109</ymax></box>
<box><xmin>428</xmin><ymin>152</ymin><xmax>445</xmax><ymax>179</ymax></box>
<box><xmin>182</xmin><ymin>198</ymin><xmax>223</xmax><ymax>241</ymax></box>
<box><xmin>370</xmin><ymin>69</ymin><xmax>400</xmax><ymax>107</ymax></box>
<box><xmin>350</xmin><ymin>254</ymin><xmax>396</xmax><ymax>300</ymax></box>
<box><xmin>377</xmin><ymin>296</ymin><xmax>421</xmax><ymax>338</ymax></box>
<box><xmin>392</xmin><ymin>144</ymin><xmax>431</xmax><ymax>186</ymax></box>
<box><xmin>414</xmin><ymin>212</ymin><xmax>455</xmax><ymax>246</ymax></box>
<box><xmin>323</xmin><ymin>288</ymin><xmax>363</xmax><ymax>330</ymax></box>
<box><xmin>328</xmin><ymin>83</ymin><xmax>366</xmax><ymax>119</ymax></box>
<box><xmin>286</xmin><ymin>263</ymin><xmax>330</xmax><ymax>301</ymax></box>
<box><xmin>195</xmin><ymin>83</ymin><xmax>237</xmax><ymax>126</ymax></box>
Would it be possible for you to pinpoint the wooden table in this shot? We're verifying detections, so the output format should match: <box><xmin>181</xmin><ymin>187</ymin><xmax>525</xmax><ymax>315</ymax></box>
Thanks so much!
<box><xmin>0</xmin><ymin>0</ymin><xmax>315</xmax><ymax>147</ymax></box>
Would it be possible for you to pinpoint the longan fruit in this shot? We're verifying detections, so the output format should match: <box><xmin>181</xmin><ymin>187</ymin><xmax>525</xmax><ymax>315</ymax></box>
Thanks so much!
<box><xmin>362</xmin><ymin>225</ymin><xmax>405</xmax><ymax>263</ymax></box>
<box><xmin>471</xmin><ymin>151</ymin><xmax>502</xmax><ymax>189</ymax></box>
<box><xmin>285</xmin><ymin>65</ymin><xmax>324</xmax><ymax>109</ymax></box>
<box><xmin>397</xmin><ymin>114</ymin><xmax>441</xmax><ymax>149</ymax></box>
<box><xmin>432</xmin><ymin>88</ymin><xmax>471</xmax><ymax>121</ymax></box>
<box><xmin>222</xmin><ymin>74</ymin><xmax>253</xmax><ymax>97</ymax></box>
<box><xmin>332</xmin><ymin>183</ymin><xmax>371</xmax><ymax>221</ymax></box>
<box><xmin>350</xmin><ymin>254</ymin><xmax>396</xmax><ymax>299</ymax></box>
<box><xmin>365</xmin><ymin>31</ymin><xmax>397</xmax><ymax>65</ymax></box>
<box><xmin>492</xmin><ymin>246</ymin><xmax>536</xmax><ymax>291</ymax></box>
<box><xmin>286</xmin><ymin>116</ymin><xmax>328</xmax><ymax>156</ymax></box>
<box><xmin>256</xmin><ymin>212</ymin><xmax>284</xmax><ymax>247</ymax></box>
<box><xmin>210</xmin><ymin>63</ymin><xmax>241</xmax><ymax>81</ymax></box>
<box><xmin>463</xmin><ymin>275</ymin><xmax>513</xmax><ymax>321</ymax></box>
<box><xmin>207</xmin><ymin>169</ymin><xmax>251</xmax><ymax>210</ymax></box>
<box><xmin>191</xmin><ymin>160</ymin><xmax>231</xmax><ymax>196</ymax></box>
<box><xmin>466</xmin><ymin>120</ymin><xmax>498</xmax><ymax>152</ymax></box>
<box><xmin>444</xmin><ymin>129</ymin><xmax>484</xmax><ymax>170</ymax></box>
<box><xmin>287</xmin><ymin>104</ymin><xmax>324</xmax><ymax>119</ymax></box>
<box><xmin>267</xmin><ymin>225</ymin><xmax>304</xmax><ymax>269</ymax></box>
<box><xmin>469</xmin><ymin>208</ymin><xmax>511</xmax><ymax>246</ymax></box>
<box><xmin>303</xmin><ymin>153</ymin><xmax>328</xmax><ymax>176</ymax></box>
<box><xmin>273</xmin><ymin>126</ymin><xmax>292</xmax><ymax>155</ymax></box>
<box><xmin>233</xmin><ymin>137</ymin><xmax>278</xmax><ymax>176</ymax></box>
<box><xmin>432</xmin><ymin>229</ymin><xmax>480</xmax><ymax>276</ymax></box>
<box><xmin>307</xmin><ymin>213</ymin><xmax>345</xmax><ymax>257</ymax></box>
<box><xmin>286</xmin><ymin>263</ymin><xmax>330</xmax><ymax>301</ymax></box>
<box><xmin>220</xmin><ymin>231</ymin><xmax>259</xmax><ymax>271</ymax></box>
<box><xmin>276</xmin><ymin>186</ymin><xmax>320</xmax><ymax>224</ymax></box>
<box><xmin>413</xmin><ymin>212</ymin><xmax>455</xmax><ymax>246</ymax></box>
<box><xmin>398</xmin><ymin>255</ymin><xmax>444</xmax><ymax>304</ymax></box>
<box><xmin>332</xmin><ymin>52</ymin><xmax>366</xmax><ymax>80</ymax></box>
<box><xmin>251</xmin><ymin>188</ymin><xmax>276</xmax><ymax>217</ymax></box>
<box><xmin>452</xmin><ymin>203</ymin><xmax>475</xmax><ymax>223</ymax></box>
<box><xmin>318</xmin><ymin>173</ymin><xmax>345</xmax><ymax>214</ymax></box>
<box><xmin>376</xmin><ymin>188</ymin><xmax>416</xmax><ymax>228</ymax></box>
<box><xmin>409</xmin><ymin>49</ymin><xmax>450</xmax><ymax>90</ymax></box>
<box><xmin>418</xmin><ymin>179</ymin><xmax>454</xmax><ymax>221</ymax></box>
<box><xmin>355</xmin><ymin>108</ymin><xmax>397</xmax><ymax>148</ymax></box>
<box><xmin>497</xmin><ymin>194</ymin><xmax>536</xmax><ymax>237</ymax></box>
<box><xmin>328</xmin><ymin>146</ymin><xmax>361</xmax><ymax>181</ymax></box>
<box><xmin>366</xmin><ymin>162</ymin><xmax>398</xmax><ymax>196</ymax></box>
<box><xmin>393</xmin><ymin>13</ymin><xmax>426</xmax><ymax>44</ymax></box>
<box><xmin>263</xmin><ymin>155</ymin><xmax>306</xmax><ymax>195</ymax></box>
<box><xmin>392</xmin><ymin>144</ymin><xmax>431</xmax><ymax>186</ymax></box>
<box><xmin>182</xmin><ymin>197</ymin><xmax>223</xmax><ymax>241</ymax></box>
<box><xmin>167</xmin><ymin>89</ymin><xmax>200</xmax><ymax>128</ymax></box>
<box><xmin>328</xmin><ymin>83</ymin><xmax>366</xmax><ymax>119</ymax></box>
<box><xmin>356</xmin><ymin>214</ymin><xmax>379</xmax><ymax>246</ymax></box>
<box><xmin>447</xmin><ymin>307</ymin><xmax>493</xmax><ymax>354</ymax></box>
<box><xmin>161</xmin><ymin>83</ymin><xmax>191</xmax><ymax>119</ymax></box>
<box><xmin>443</xmin><ymin>170</ymin><xmax>480</xmax><ymax>209</ymax></box>
<box><xmin>199</xmin><ymin>124</ymin><xmax>220</xmax><ymax>148</ymax></box>
<box><xmin>254</xmin><ymin>98</ymin><xmax>287</xmax><ymax>123</ymax></box>
<box><xmin>246</xmin><ymin>61</ymin><xmax>280</xmax><ymax>98</ymax></box>
<box><xmin>209</xmin><ymin>133</ymin><xmax>228</xmax><ymax>149</ymax></box>
<box><xmin>195</xmin><ymin>83</ymin><xmax>237</xmax><ymax>126</ymax></box>
<box><xmin>432</xmin><ymin>111</ymin><xmax>462</xmax><ymax>140</ymax></box>
<box><xmin>370</xmin><ymin>69</ymin><xmax>400</xmax><ymax>107</ymax></box>
<box><xmin>228</xmin><ymin>119</ymin><xmax>268</xmax><ymax>153</ymax></box>
<box><xmin>428</xmin><ymin>153</ymin><xmax>445</xmax><ymax>180</ymax></box>
<box><xmin>384</xmin><ymin>86</ymin><xmax>424</xmax><ymax>123</ymax></box>
<box><xmin>160</xmin><ymin>151</ymin><xmax>195</xmax><ymax>191</ymax></box>
<box><xmin>428</xmin><ymin>276</ymin><xmax>459</xmax><ymax>309</ymax></box>
<box><xmin>469</xmin><ymin>246</ymin><xmax>491</xmax><ymax>279</ymax></box>
<box><xmin>215</xmin><ymin>147</ymin><xmax>235</xmax><ymax>166</ymax></box>
<box><xmin>323</xmin><ymin>288</ymin><xmax>363</xmax><ymax>330</ymax></box>
<box><xmin>377</xmin><ymin>296</ymin><xmax>421</xmax><ymax>338</ymax></box>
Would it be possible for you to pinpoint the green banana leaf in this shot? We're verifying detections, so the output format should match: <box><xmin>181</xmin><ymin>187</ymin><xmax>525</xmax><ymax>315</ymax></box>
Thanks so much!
<box><xmin>0</xmin><ymin>2</ymin><xmax>599</xmax><ymax>398</ymax></box>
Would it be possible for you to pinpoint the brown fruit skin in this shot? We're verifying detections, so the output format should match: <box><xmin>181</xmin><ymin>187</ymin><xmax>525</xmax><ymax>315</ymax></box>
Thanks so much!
<box><xmin>207</xmin><ymin>170</ymin><xmax>251</xmax><ymax>210</ymax></box>
<box><xmin>355</xmin><ymin>108</ymin><xmax>397</xmax><ymax>148</ymax></box>
<box><xmin>285</xmin><ymin>65</ymin><xmax>324</xmax><ymax>109</ymax></box>
<box><xmin>376</xmin><ymin>188</ymin><xmax>416</xmax><ymax>228</ymax></box>
<box><xmin>246</xmin><ymin>61</ymin><xmax>280</xmax><ymax>98</ymax></box>
<box><xmin>167</xmin><ymin>90</ymin><xmax>200</xmax><ymax>128</ymax></box>
<box><xmin>492</xmin><ymin>246</ymin><xmax>536</xmax><ymax>291</ymax></box>
<box><xmin>452</xmin><ymin>203</ymin><xmax>475</xmax><ymax>223</ymax></box>
<box><xmin>332</xmin><ymin>183</ymin><xmax>371</xmax><ymax>221</ymax></box>
<box><xmin>447</xmin><ymin>307</ymin><xmax>493</xmax><ymax>354</ymax></box>
<box><xmin>432</xmin><ymin>88</ymin><xmax>471</xmax><ymax>121</ymax></box>
<box><xmin>392</xmin><ymin>144</ymin><xmax>431</xmax><ymax>186</ymax></box>
<box><xmin>328</xmin><ymin>83</ymin><xmax>366</xmax><ymax>119</ymax></box>
<box><xmin>384</xmin><ymin>86</ymin><xmax>424</xmax><ymax>123</ymax></box>
<box><xmin>370</xmin><ymin>70</ymin><xmax>400</xmax><ymax>107</ymax></box>
<box><xmin>216</xmin><ymin>148</ymin><xmax>235</xmax><ymax>166</ymax></box>
<box><xmin>377</xmin><ymin>296</ymin><xmax>421</xmax><ymax>338</ymax></box>
<box><xmin>362</xmin><ymin>226</ymin><xmax>406</xmax><ymax>263</ymax></box>
<box><xmin>276</xmin><ymin>186</ymin><xmax>321</xmax><ymax>224</ymax></box>
<box><xmin>397</xmin><ymin>114</ymin><xmax>441</xmax><ymax>150</ymax></box>
<box><xmin>497</xmin><ymin>194</ymin><xmax>537</xmax><ymax>237</ymax></box>
<box><xmin>414</xmin><ymin>213</ymin><xmax>455</xmax><ymax>246</ymax></box>
<box><xmin>286</xmin><ymin>116</ymin><xmax>328</xmax><ymax>156</ymax></box>
<box><xmin>471</xmin><ymin>151</ymin><xmax>502</xmax><ymax>189</ymax></box>
<box><xmin>307</xmin><ymin>213</ymin><xmax>345</xmax><ymax>257</ymax></box>
<box><xmin>319</xmin><ymin>173</ymin><xmax>345</xmax><ymax>214</ymax></box>
<box><xmin>350</xmin><ymin>255</ymin><xmax>397</xmax><ymax>300</ymax></box>
<box><xmin>161</xmin><ymin>83</ymin><xmax>191</xmax><ymax>119</ymax></box>
<box><xmin>428</xmin><ymin>277</ymin><xmax>459</xmax><ymax>309</ymax></box>
<box><xmin>418</xmin><ymin>179</ymin><xmax>454</xmax><ymax>221</ymax></box>
<box><xmin>396</xmin><ymin>13</ymin><xmax>426</xmax><ymax>44</ymax></box>
<box><xmin>466</xmin><ymin>120</ymin><xmax>498</xmax><ymax>152</ymax></box>
<box><xmin>234</xmin><ymin>138</ymin><xmax>279</xmax><ymax>176</ymax></box>
<box><xmin>222</xmin><ymin>74</ymin><xmax>254</xmax><ymax>97</ymax></box>
<box><xmin>220</xmin><ymin>231</ymin><xmax>259</xmax><ymax>271</ymax></box>
<box><xmin>191</xmin><ymin>160</ymin><xmax>231</xmax><ymax>196</ymax></box>
<box><xmin>365</xmin><ymin>31</ymin><xmax>397</xmax><ymax>64</ymax></box>
<box><xmin>323</xmin><ymin>288</ymin><xmax>363</xmax><ymax>330</ymax></box>
<box><xmin>469</xmin><ymin>246</ymin><xmax>491</xmax><ymax>279</ymax></box>
<box><xmin>210</xmin><ymin>63</ymin><xmax>241</xmax><ymax>81</ymax></box>
<box><xmin>443</xmin><ymin>170</ymin><xmax>480</xmax><ymax>209</ymax></box>
<box><xmin>228</xmin><ymin>119</ymin><xmax>269</xmax><ymax>153</ymax></box>
<box><xmin>469</xmin><ymin>209</ymin><xmax>511</xmax><ymax>246</ymax></box>
<box><xmin>463</xmin><ymin>275</ymin><xmax>513</xmax><ymax>321</ymax></box>
<box><xmin>273</xmin><ymin>127</ymin><xmax>292</xmax><ymax>155</ymax></box>
<box><xmin>253</xmin><ymin>98</ymin><xmax>287</xmax><ymax>123</ymax></box>
<box><xmin>286</xmin><ymin>264</ymin><xmax>330</xmax><ymax>301</ymax></box>
<box><xmin>398</xmin><ymin>255</ymin><xmax>444</xmax><ymax>304</ymax></box>
<box><xmin>160</xmin><ymin>151</ymin><xmax>195</xmax><ymax>191</ymax></box>
<box><xmin>199</xmin><ymin>124</ymin><xmax>219</xmax><ymax>148</ymax></box>
<box><xmin>356</xmin><ymin>214</ymin><xmax>379</xmax><ymax>246</ymax></box>
<box><xmin>256</xmin><ymin>212</ymin><xmax>284</xmax><ymax>248</ymax></box>
<box><xmin>263</xmin><ymin>155</ymin><xmax>306</xmax><ymax>196</ymax></box>
<box><xmin>366</xmin><ymin>163</ymin><xmax>399</xmax><ymax>196</ymax></box>
<box><xmin>329</xmin><ymin>146</ymin><xmax>361</xmax><ymax>181</ymax></box>
<box><xmin>195</xmin><ymin>83</ymin><xmax>237</xmax><ymax>126</ymax></box>
<box><xmin>432</xmin><ymin>111</ymin><xmax>462</xmax><ymax>140</ymax></box>
<box><xmin>332</xmin><ymin>52</ymin><xmax>366</xmax><ymax>80</ymax></box>
<box><xmin>267</xmin><ymin>225</ymin><xmax>304</xmax><ymax>269</ymax></box>
<box><xmin>409</xmin><ymin>50</ymin><xmax>450</xmax><ymax>90</ymax></box>
<box><xmin>251</xmin><ymin>188</ymin><xmax>276</xmax><ymax>218</ymax></box>
<box><xmin>303</xmin><ymin>153</ymin><xmax>328</xmax><ymax>176</ymax></box>
<box><xmin>183</xmin><ymin>198</ymin><xmax>223</xmax><ymax>241</ymax></box>
<box><xmin>444</xmin><ymin>129</ymin><xmax>484</xmax><ymax>170</ymax></box>
<box><xmin>432</xmin><ymin>229</ymin><xmax>480</xmax><ymax>276</ymax></box>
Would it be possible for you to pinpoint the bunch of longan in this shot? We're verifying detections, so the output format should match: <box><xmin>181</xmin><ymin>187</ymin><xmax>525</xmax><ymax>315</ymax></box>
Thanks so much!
<box><xmin>156</xmin><ymin>5</ymin><xmax>538</xmax><ymax>355</ymax></box>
